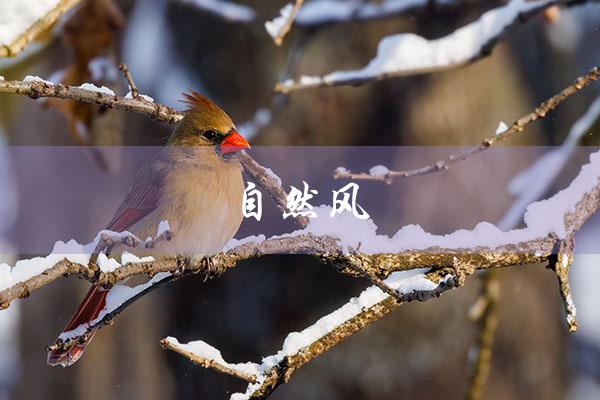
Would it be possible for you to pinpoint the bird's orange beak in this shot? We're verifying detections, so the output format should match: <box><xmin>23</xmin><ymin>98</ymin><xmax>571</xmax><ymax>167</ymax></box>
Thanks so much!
<box><xmin>220</xmin><ymin>130</ymin><xmax>250</xmax><ymax>154</ymax></box>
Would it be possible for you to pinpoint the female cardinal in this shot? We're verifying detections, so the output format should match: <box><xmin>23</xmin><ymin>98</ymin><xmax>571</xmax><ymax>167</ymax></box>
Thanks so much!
<box><xmin>47</xmin><ymin>92</ymin><xmax>250</xmax><ymax>367</ymax></box>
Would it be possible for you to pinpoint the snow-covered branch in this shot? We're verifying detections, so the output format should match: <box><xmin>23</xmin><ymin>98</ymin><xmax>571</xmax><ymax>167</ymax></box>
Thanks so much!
<box><xmin>334</xmin><ymin>66</ymin><xmax>600</xmax><ymax>183</ymax></box>
<box><xmin>275</xmin><ymin>0</ymin><xmax>568</xmax><ymax>93</ymax></box>
<box><xmin>295</xmin><ymin>0</ymin><xmax>451</xmax><ymax>26</ymax></box>
<box><xmin>2</xmin><ymin>146</ymin><xmax>599</xmax><ymax>366</ymax></box>
<box><xmin>0</xmin><ymin>77</ymin><xmax>182</xmax><ymax>123</ymax></box>
<box><xmin>265</xmin><ymin>0</ymin><xmax>305</xmax><ymax>46</ymax></box>
<box><xmin>0</xmin><ymin>0</ymin><xmax>81</xmax><ymax>57</ymax></box>
<box><xmin>178</xmin><ymin>0</ymin><xmax>256</xmax><ymax>23</ymax></box>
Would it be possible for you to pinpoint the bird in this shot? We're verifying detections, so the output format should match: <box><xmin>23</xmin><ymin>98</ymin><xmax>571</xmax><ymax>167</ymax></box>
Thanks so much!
<box><xmin>47</xmin><ymin>92</ymin><xmax>250</xmax><ymax>367</ymax></box>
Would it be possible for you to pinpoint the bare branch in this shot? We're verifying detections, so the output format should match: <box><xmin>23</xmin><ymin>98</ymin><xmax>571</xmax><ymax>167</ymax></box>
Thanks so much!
<box><xmin>118</xmin><ymin>62</ymin><xmax>140</xmax><ymax>99</ymax></box>
<box><xmin>334</xmin><ymin>66</ymin><xmax>600</xmax><ymax>183</ymax></box>
<box><xmin>466</xmin><ymin>271</ymin><xmax>500</xmax><ymax>400</ymax></box>
<box><xmin>550</xmin><ymin>239</ymin><xmax>578</xmax><ymax>332</ymax></box>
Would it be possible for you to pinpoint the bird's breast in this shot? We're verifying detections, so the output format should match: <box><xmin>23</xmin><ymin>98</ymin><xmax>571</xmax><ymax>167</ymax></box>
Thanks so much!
<box><xmin>133</xmin><ymin>161</ymin><xmax>244</xmax><ymax>257</ymax></box>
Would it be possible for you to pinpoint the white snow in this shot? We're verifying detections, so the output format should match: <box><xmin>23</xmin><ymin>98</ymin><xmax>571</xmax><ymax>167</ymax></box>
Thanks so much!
<box><xmin>157</xmin><ymin>220</ymin><xmax>170</xmax><ymax>236</ymax></box>
<box><xmin>281</xmin><ymin>0</ymin><xmax>551</xmax><ymax>89</ymax></box>
<box><xmin>263</xmin><ymin>167</ymin><xmax>282</xmax><ymax>186</ymax></box>
<box><xmin>265</xmin><ymin>3</ymin><xmax>294</xmax><ymax>40</ymax></box>
<box><xmin>24</xmin><ymin>76</ymin><xmax>117</xmax><ymax>96</ymax></box>
<box><xmin>495</xmin><ymin>121</ymin><xmax>508</xmax><ymax>135</ymax></box>
<box><xmin>77</xmin><ymin>82</ymin><xmax>115</xmax><ymax>96</ymax></box>
<box><xmin>23</xmin><ymin>75</ymin><xmax>53</xmax><ymax>85</ymax></box>
<box><xmin>369</xmin><ymin>165</ymin><xmax>390</xmax><ymax>177</ymax></box>
<box><xmin>296</xmin><ymin>0</ymin><xmax>453</xmax><ymax>25</ymax></box>
<box><xmin>125</xmin><ymin>90</ymin><xmax>154</xmax><ymax>102</ymax></box>
<box><xmin>334</xmin><ymin>166</ymin><xmax>350</xmax><ymax>175</ymax></box>
<box><xmin>183</xmin><ymin>0</ymin><xmax>255</xmax><ymax>22</ymax></box>
<box><xmin>0</xmin><ymin>0</ymin><xmax>61</xmax><ymax>46</ymax></box>
<box><xmin>163</xmin><ymin>336</ymin><xmax>261</xmax><ymax>377</ymax></box>
<box><xmin>0</xmin><ymin>240</ymin><xmax>90</xmax><ymax>293</ymax></box>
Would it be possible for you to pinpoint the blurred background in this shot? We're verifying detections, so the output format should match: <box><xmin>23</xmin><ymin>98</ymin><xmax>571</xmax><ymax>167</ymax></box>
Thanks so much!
<box><xmin>1</xmin><ymin>0</ymin><xmax>600</xmax><ymax>399</ymax></box>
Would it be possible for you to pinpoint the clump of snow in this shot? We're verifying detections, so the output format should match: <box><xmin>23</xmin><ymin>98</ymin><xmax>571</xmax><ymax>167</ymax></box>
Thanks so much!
<box><xmin>157</xmin><ymin>220</ymin><xmax>170</xmax><ymax>236</ymax></box>
<box><xmin>184</xmin><ymin>0</ymin><xmax>255</xmax><ymax>22</ymax></box>
<box><xmin>164</xmin><ymin>337</ymin><xmax>261</xmax><ymax>377</ymax></box>
<box><xmin>125</xmin><ymin>91</ymin><xmax>154</xmax><ymax>102</ymax></box>
<box><xmin>299</xmin><ymin>76</ymin><xmax>322</xmax><ymax>85</ymax></box>
<box><xmin>523</xmin><ymin>150</ymin><xmax>600</xmax><ymax>238</ymax></box>
<box><xmin>23</xmin><ymin>75</ymin><xmax>53</xmax><ymax>85</ymax></box>
<box><xmin>0</xmin><ymin>0</ymin><xmax>61</xmax><ymax>46</ymax></box>
<box><xmin>334</xmin><ymin>166</ymin><xmax>350</xmax><ymax>175</ymax></box>
<box><xmin>265</xmin><ymin>3</ymin><xmax>293</xmax><ymax>39</ymax></box>
<box><xmin>263</xmin><ymin>167</ymin><xmax>282</xmax><ymax>186</ymax></box>
<box><xmin>0</xmin><ymin>239</ymin><xmax>91</xmax><ymax>292</ymax></box>
<box><xmin>495</xmin><ymin>121</ymin><xmax>508</xmax><ymax>135</ymax></box>
<box><xmin>369</xmin><ymin>165</ymin><xmax>390</xmax><ymax>177</ymax></box>
<box><xmin>77</xmin><ymin>82</ymin><xmax>115</xmax><ymax>96</ymax></box>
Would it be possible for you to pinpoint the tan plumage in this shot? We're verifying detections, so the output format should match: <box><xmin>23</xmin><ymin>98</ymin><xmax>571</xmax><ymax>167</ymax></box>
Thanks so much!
<box><xmin>47</xmin><ymin>92</ymin><xmax>249</xmax><ymax>367</ymax></box>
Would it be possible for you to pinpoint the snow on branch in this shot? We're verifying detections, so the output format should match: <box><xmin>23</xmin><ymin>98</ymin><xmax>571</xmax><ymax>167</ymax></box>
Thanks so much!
<box><xmin>265</xmin><ymin>0</ymin><xmax>305</xmax><ymax>46</ymax></box>
<box><xmin>160</xmin><ymin>337</ymin><xmax>260</xmax><ymax>383</ymax></box>
<box><xmin>334</xmin><ymin>66</ymin><xmax>600</xmax><ymax>183</ymax></box>
<box><xmin>295</xmin><ymin>0</ymin><xmax>450</xmax><ymax>26</ymax></box>
<box><xmin>0</xmin><ymin>0</ymin><xmax>81</xmax><ymax>58</ymax></box>
<box><xmin>178</xmin><ymin>0</ymin><xmax>256</xmax><ymax>22</ymax></box>
<box><xmin>275</xmin><ymin>0</ymin><xmax>560</xmax><ymax>93</ymax></box>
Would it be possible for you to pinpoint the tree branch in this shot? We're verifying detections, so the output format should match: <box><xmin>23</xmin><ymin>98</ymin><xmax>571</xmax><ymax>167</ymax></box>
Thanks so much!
<box><xmin>275</xmin><ymin>0</ymin><xmax>583</xmax><ymax>93</ymax></box>
<box><xmin>333</xmin><ymin>66</ymin><xmax>600</xmax><ymax>183</ymax></box>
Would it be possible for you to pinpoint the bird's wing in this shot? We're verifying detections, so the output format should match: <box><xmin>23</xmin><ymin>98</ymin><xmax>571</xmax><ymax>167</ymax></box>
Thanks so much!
<box><xmin>106</xmin><ymin>161</ymin><xmax>166</xmax><ymax>232</ymax></box>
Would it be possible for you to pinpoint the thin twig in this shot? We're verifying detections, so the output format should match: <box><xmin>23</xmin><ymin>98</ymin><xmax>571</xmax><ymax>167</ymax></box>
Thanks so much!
<box><xmin>466</xmin><ymin>271</ymin><xmax>500</xmax><ymax>400</ymax></box>
<box><xmin>118</xmin><ymin>62</ymin><xmax>140</xmax><ymax>99</ymax></box>
<box><xmin>334</xmin><ymin>66</ymin><xmax>600</xmax><ymax>183</ymax></box>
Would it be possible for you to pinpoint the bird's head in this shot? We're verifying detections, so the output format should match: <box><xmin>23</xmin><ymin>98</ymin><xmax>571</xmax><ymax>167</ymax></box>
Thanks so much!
<box><xmin>168</xmin><ymin>91</ymin><xmax>250</xmax><ymax>155</ymax></box>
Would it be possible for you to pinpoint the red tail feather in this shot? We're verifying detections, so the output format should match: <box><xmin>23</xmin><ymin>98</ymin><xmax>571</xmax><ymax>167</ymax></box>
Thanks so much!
<box><xmin>47</xmin><ymin>285</ymin><xmax>108</xmax><ymax>367</ymax></box>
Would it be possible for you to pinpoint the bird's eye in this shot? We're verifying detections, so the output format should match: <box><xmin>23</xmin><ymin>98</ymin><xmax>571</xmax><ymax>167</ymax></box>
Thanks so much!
<box><xmin>203</xmin><ymin>130</ymin><xmax>218</xmax><ymax>140</ymax></box>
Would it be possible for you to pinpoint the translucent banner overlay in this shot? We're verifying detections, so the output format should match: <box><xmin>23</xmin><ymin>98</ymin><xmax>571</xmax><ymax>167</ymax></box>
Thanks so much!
<box><xmin>0</xmin><ymin>146</ymin><xmax>598</xmax><ymax>255</ymax></box>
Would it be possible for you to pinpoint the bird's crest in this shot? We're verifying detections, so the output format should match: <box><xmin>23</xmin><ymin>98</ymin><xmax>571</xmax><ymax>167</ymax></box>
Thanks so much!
<box><xmin>182</xmin><ymin>91</ymin><xmax>223</xmax><ymax>115</ymax></box>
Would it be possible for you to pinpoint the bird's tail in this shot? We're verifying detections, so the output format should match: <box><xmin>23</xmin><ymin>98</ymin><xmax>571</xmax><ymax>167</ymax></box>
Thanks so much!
<box><xmin>47</xmin><ymin>285</ymin><xmax>108</xmax><ymax>367</ymax></box>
